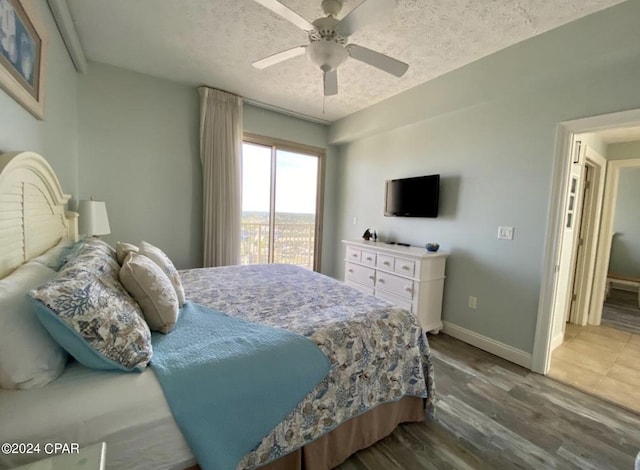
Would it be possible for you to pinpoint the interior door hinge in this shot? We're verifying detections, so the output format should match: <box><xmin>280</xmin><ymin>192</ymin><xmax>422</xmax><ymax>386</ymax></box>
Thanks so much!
<box><xmin>572</xmin><ymin>293</ymin><xmax>577</xmax><ymax>301</ymax></box>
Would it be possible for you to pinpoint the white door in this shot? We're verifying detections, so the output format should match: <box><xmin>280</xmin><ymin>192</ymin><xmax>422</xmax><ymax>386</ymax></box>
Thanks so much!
<box><xmin>549</xmin><ymin>140</ymin><xmax>586</xmax><ymax>350</ymax></box>
<box><xmin>569</xmin><ymin>147</ymin><xmax>607</xmax><ymax>325</ymax></box>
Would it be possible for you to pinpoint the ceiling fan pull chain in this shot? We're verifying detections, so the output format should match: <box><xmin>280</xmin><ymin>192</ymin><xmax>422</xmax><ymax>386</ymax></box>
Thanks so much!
<box><xmin>323</xmin><ymin>94</ymin><xmax>326</xmax><ymax>115</ymax></box>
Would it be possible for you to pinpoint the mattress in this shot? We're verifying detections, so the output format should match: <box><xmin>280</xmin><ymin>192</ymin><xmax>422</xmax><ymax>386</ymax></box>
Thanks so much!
<box><xmin>0</xmin><ymin>361</ymin><xmax>195</xmax><ymax>470</ymax></box>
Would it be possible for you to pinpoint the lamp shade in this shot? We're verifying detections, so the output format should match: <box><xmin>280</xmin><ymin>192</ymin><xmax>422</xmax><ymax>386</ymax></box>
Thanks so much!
<box><xmin>78</xmin><ymin>200</ymin><xmax>111</xmax><ymax>236</ymax></box>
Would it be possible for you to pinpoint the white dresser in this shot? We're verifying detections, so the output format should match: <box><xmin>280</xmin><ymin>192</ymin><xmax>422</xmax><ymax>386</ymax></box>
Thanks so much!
<box><xmin>342</xmin><ymin>240</ymin><xmax>447</xmax><ymax>333</ymax></box>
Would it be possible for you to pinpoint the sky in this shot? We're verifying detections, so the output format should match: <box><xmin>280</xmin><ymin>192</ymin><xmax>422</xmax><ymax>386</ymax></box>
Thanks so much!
<box><xmin>242</xmin><ymin>143</ymin><xmax>318</xmax><ymax>214</ymax></box>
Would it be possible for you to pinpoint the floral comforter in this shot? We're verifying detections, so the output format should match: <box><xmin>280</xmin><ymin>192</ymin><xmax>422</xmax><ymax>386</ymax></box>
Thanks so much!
<box><xmin>180</xmin><ymin>264</ymin><xmax>434</xmax><ymax>469</ymax></box>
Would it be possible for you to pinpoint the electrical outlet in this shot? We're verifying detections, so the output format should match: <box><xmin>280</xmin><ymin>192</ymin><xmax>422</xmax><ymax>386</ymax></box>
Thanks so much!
<box><xmin>468</xmin><ymin>296</ymin><xmax>477</xmax><ymax>309</ymax></box>
<box><xmin>498</xmin><ymin>226</ymin><xmax>514</xmax><ymax>240</ymax></box>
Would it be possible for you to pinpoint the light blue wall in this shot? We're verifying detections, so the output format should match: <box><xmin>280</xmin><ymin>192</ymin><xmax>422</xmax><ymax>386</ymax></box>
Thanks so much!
<box><xmin>329</xmin><ymin>0</ymin><xmax>640</xmax><ymax>354</ymax></box>
<box><xmin>608</xmin><ymin>141</ymin><xmax>640</xmax><ymax>277</ymax></box>
<box><xmin>0</xmin><ymin>0</ymin><xmax>78</xmax><ymax>196</ymax></box>
<box><xmin>243</xmin><ymin>105</ymin><xmax>337</xmax><ymax>276</ymax></box>
<box><xmin>77</xmin><ymin>62</ymin><xmax>201</xmax><ymax>268</ymax></box>
<box><xmin>76</xmin><ymin>64</ymin><xmax>336</xmax><ymax>273</ymax></box>
<box><xmin>608</xmin><ymin>141</ymin><xmax>640</xmax><ymax>160</ymax></box>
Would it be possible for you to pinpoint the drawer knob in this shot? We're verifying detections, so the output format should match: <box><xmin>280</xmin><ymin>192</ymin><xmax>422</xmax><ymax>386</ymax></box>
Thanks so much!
<box><xmin>378</xmin><ymin>278</ymin><xmax>385</xmax><ymax>283</ymax></box>
<box><xmin>348</xmin><ymin>269</ymin><xmax>354</xmax><ymax>273</ymax></box>
<box><xmin>369</xmin><ymin>275</ymin><xmax>375</xmax><ymax>280</ymax></box>
<box><xmin>366</xmin><ymin>257</ymin><xmax>372</xmax><ymax>261</ymax></box>
<box><xmin>383</xmin><ymin>261</ymin><xmax>390</xmax><ymax>266</ymax></box>
<box><xmin>402</xmin><ymin>265</ymin><xmax>410</xmax><ymax>270</ymax></box>
<box><xmin>352</xmin><ymin>254</ymin><xmax>358</xmax><ymax>258</ymax></box>
<box><xmin>405</xmin><ymin>286</ymin><xmax>412</xmax><ymax>292</ymax></box>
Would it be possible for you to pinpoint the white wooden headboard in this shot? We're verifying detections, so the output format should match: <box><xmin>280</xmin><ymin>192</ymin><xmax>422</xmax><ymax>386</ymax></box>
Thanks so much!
<box><xmin>0</xmin><ymin>151</ymin><xmax>79</xmax><ymax>278</ymax></box>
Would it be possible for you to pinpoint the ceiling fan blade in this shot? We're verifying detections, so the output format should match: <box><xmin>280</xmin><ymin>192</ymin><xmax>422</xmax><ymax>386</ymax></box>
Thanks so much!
<box><xmin>338</xmin><ymin>0</ymin><xmax>395</xmax><ymax>36</ymax></box>
<box><xmin>347</xmin><ymin>44</ymin><xmax>408</xmax><ymax>77</ymax></box>
<box><xmin>252</xmin><ymin>45</ymin><xmax>307</xmax><ymax>69</ymax></box>
<box><xmin>324</xmin><ymin>70</ymin><xmax>338</xmax><ymax>96</ymax></box>
<box><xmin>253</xmin><ymin>0</ymin><xmax>315</xmax><ymax>31</ymax></box>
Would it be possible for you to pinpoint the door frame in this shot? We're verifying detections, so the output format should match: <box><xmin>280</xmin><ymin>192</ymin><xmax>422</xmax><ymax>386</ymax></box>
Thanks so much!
<box><xmin>532</xmin><ymin>108</ymin><xmax>640</xmax><ymax>374</ymax></box>
<box><xmin>589</xmin><ymin>157</ymin><xmax>640</xmax><ymax>325</ymax></box>
<box><xmin>243</xmin><ymin>132</ymin><xmax>326</xmax><ymax>271</ymax></box>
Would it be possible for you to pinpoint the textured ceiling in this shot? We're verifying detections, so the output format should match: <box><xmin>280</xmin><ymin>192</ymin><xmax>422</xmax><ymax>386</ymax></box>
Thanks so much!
<box><xmin>66</xmin><ymin>0</ymin><xmax>625</xmax><ymax>123</ymax></box>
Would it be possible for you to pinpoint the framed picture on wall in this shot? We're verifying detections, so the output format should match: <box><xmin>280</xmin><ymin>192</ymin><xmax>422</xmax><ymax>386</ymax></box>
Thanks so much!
<box><xmin>0</xmin><ymin>0</ymin><xmax>47</xmax><ymax>119</ymax></box>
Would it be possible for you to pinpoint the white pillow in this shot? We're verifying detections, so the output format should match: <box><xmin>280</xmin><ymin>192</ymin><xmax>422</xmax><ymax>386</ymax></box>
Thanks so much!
<box><xmin>0</xmin><ymin>262</ymin><xmax>67</xmax><ymax>389</ymax></box>
<box><xmin>31</xmin><ymin>238</ymin><xmax>73</xmax><ymax>270</ymax></box>
<box><xmin>120</xmin><ymin>253</ymin><xmax>179</xmax><ymax>334</ymax></box>
<box><xmin>139</xmin><ymin>241</ymin><xmax>185</xmax><ymax>306</ymax></box>
<box><xmin>116</xmin><ymin>241</ymin><xmax>139</xmax><ymax>265</ymax></box>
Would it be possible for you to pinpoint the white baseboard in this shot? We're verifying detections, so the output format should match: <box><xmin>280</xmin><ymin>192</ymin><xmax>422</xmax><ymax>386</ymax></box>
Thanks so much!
<box><xmin>442</xmin><ymin>321</ymin><xmax>533</xmax><ymax>369</ymax></box>
<box><xmin>549</xmin><ymin>332</ymin><xmax>565</xmax><ymax>352</ymax></box>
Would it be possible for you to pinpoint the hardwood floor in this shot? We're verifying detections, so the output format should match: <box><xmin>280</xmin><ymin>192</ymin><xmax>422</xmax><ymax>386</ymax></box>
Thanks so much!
<box><xmin>602</xmin><ymin>288</ymin><xmax>640</xmax><ymax>335</ymax></box>
<box><xmin>338</xmin><ymin>334</ymin><xmax>640</xmax><ymax>470</ymax></box>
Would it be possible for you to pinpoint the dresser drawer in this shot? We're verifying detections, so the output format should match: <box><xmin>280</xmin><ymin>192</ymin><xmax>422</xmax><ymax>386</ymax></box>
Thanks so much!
<box><xmin>361</xmin><ymin>250</ymin><xmax>377</xmax><ymax>267</ymax></box>
<box><xmin>346</xmin><ymin>247</ymin><xmax>361</xmax><ymax>263</ymax></box>
<box><xmin>345</xmin><ymin>262</ymin><xmax>376</xmax><ymax>287</ymax></box>
<box><xmin>375</xmin><ymin>289</ymin><xmax>413</xmax><ymax>312</ymax></box>
<box><xmin>394</xmin><ymin>257</ymin><xmax>416</xmax><ymax>277</ymax></box>
<box><xmin>376</xmin><ymin>254</ymin><xmax>394</xmax><ymax>270</ymax></box>
<box><xmin>376</xmin><ymin>271</ymin><xmax>415</xmax><ymax>299</ymax></box>
<box><xmin>348</xmin><ymin>281</ymin><xmax>375</xmax><ymax>296</ymax></box>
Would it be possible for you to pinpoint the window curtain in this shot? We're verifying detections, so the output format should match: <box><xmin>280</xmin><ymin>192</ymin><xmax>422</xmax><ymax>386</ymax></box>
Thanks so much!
<box><xmin>198</xmin><ymin>87</ymin><xmax>243</xmax><ymax>267</ymax></box>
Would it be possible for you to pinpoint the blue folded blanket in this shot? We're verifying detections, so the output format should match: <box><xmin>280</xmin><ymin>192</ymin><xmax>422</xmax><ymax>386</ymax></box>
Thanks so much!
<box><xmin>151</xmin><ymin>302</ymin><xmax>330</xmax><ymax>470</ymax></box>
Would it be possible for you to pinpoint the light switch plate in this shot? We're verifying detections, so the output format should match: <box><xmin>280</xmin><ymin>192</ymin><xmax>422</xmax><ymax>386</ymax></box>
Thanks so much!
<box><xmin>498</xmin><ymin>226</ymin><xmax>514</xmax><ymax>240</ymax></box>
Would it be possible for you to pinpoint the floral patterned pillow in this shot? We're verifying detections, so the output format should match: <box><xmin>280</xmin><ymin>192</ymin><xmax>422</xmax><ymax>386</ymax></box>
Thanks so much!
<box><xmin>139</xmin><ymin>241</ymin><xmax>186</xmax><ymax>306</ymax></box>
<box><xmin>29</xmin><ymin>264</ymin><xmax>152</xmax><ymax>372</ymax></box>
<box><xmin>120</xmin><ymin>253</ymin><xmax>179</xmax><ymax>334</ymax></box>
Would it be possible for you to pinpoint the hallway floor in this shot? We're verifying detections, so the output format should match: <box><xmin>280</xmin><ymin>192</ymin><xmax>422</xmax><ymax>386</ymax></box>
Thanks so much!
<box><xmin>548</xmin><ymin>323</ymin><xmax>640</xmax><ymax>414</ymax></box>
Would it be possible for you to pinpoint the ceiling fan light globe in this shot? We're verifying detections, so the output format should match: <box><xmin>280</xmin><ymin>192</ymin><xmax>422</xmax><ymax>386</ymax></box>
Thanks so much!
<box><xmin>321</xmin><ymin>0</ymin><xmax>343</xmax><ymax>17</ymax></box>
<box><xmin>306</xmin><ymin>40</ymin><xmax>348</xmax><ymax>72</ymax></box>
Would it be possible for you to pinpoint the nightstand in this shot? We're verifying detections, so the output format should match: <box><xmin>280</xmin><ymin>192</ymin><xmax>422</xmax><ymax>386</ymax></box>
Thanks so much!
<box><xmin>12</xmin><ymin>442</ymin><xmax>105</xmax><ymax>470</ymax></box>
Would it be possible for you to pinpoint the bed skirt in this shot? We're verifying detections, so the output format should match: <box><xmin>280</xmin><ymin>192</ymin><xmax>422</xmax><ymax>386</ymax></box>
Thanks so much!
<box><xmin>185</xmin><ymin>396</ymin><xmax>425</xmax><ymax>470</ymax></box>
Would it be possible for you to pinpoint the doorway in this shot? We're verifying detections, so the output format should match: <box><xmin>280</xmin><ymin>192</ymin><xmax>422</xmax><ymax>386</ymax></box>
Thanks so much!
<box><xmin>240</xmin><ymin>134</ymin><xmax>325</xmax><ymax>271</ymax></box>
<box><xmin>541</xmin><ymin>124</ymin><xmax>640</xmax><ymax>413</ymax></box>
<box><xmin>533</xmin><ymin>109</ymin><xmax>640</xmax><ymax>375</ymax></box>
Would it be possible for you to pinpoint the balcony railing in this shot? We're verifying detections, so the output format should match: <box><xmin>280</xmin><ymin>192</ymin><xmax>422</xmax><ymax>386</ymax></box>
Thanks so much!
<box><xmin>241</xmin><ymin>222</ymin><xmax>315</xmax><ymax>269</ymax></box>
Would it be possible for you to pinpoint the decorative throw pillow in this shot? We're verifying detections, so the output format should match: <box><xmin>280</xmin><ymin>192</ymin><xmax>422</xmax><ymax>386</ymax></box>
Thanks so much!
<box><xmin>120</xmin><ymin>253</ymin><xmax>179</xmax><ymax>334</ymax></box>
<box><xmin>29</xmin><ymin>266</ymin><xmax>152</xmax><ymax>372</ymax></box>
<box><xmin>139</xmin><ymin>241</ymin><xmax>186</xmax><ymax>306</ymax></box>
<box><xmin>116</xmin><ymin>241</ymin><xmax>139</xmax><ymax>265</ymax></box>
<box><xmin>0</xmin><ymin>262</ymin><xmax>67</xmax><ymax>389</ymax></box>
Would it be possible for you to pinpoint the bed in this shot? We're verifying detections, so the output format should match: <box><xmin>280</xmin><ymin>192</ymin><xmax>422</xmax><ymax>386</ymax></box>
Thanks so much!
<box><xmin>0</xmin><ymin>151</ymin><xmax>434</xmax><ymax>470</ymax></box>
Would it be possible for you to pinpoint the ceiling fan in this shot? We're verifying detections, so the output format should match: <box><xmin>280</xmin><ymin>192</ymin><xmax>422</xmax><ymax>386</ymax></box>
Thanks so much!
<box><xmin>252</xmin><ymin>0</ymin><xmax>409</xmax><ymax>96</ymax></box>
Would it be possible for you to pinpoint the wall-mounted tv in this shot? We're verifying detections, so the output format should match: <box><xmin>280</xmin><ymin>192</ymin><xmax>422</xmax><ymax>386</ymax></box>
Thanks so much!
<box><xmin>384</xmin><ymin>174</ymin><xmax>440</xmax><ymax>218</ymax></box>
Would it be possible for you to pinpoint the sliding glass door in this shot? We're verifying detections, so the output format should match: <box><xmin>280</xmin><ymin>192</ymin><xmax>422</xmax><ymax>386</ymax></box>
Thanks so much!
<box><xmin>241</xmin><ymin>136</ymin><xmax>323</xmax><ymax>270</ymax></box>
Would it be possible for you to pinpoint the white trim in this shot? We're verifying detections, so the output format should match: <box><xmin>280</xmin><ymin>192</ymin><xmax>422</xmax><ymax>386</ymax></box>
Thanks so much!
<box><xmin>533</xmin><ymin>107</ymin><xmax>640</xmax><ymax>375</ymax></box>
<box><xmin>549</xmin><ymin>332</ymin><xmax>564</xmax><ymax>352</ymax></box>
<box><xmin>47</xmin><ymin>0</ymin><xmax>88</xmax><ymax>73</ymax></box>
<box><xmin>442</xmin><ymin>322</ymin><xmax>532</xmax><ymax>369</ymax></box>
<box><xmin>532</xmin><ymin>124</ymin><xmax>572</xmax><ymax>373</ymax></box>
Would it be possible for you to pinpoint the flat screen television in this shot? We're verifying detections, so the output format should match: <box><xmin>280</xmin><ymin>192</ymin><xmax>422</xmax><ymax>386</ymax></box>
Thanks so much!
<box><xmin>384</xmin><ymin>174</ymin><xmax>440</xmax><ymax>218</ymax></box>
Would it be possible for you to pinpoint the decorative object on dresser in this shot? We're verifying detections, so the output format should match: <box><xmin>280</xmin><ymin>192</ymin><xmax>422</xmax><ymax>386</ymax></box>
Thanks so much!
<box><xmin>77</xmin><ymin>199</ymin><xmax>111</xmax><ymax>237</ymax></box>
<box><xmin>342</xmin><ymin>239</ymin><xmax>447</xmax><ymax>333</ymax></box>
<box><xmin>425</xmin><ymin>242</ymin><xmax>439</xmax><ymax>252</ymax></box>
